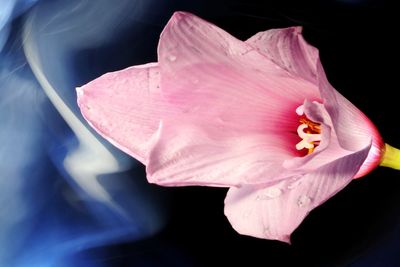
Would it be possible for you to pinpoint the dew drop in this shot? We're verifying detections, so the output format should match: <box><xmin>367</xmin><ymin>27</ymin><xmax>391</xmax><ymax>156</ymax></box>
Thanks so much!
<box><xmin>167</xmin><ymin>55</ymin><xmax>177</xmax><ymax>62</ymax></box>
<box><xmin>297</xmin><ymin>195</ymin><xmax>312</xmax><ymax>207</ymax></box>
<box><xmin>265</xmin><ymin>187</ymin><xmax>282</xmax><ymax>198</ymax></box>
<box><xmin>287</xmin><ymin>176</ymin><xmax>303</xmax><ymax>190</ymax></box>
<box><xmin>255</xmin><ymin>188</ymin><xmax>283</xmax><ymax>200</ymax></box>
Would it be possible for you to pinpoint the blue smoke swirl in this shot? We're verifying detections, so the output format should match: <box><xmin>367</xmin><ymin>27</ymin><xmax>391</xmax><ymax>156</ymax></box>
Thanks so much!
<box><xmin>0</xmin><ymin>1</ymin><xmax>173</xmax><ymax>266</ymax></box>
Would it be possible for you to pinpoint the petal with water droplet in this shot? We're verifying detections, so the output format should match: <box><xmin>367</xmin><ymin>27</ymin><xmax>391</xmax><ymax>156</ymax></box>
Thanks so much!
<box><xmin>224</xmin><ymin>143</ymin><xmax>371</xmax><ymax>243</ymax></box>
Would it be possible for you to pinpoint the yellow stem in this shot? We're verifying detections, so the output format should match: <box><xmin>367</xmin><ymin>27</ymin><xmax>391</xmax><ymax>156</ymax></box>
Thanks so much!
<box><xmin>379</xmin><ymin>143</ymin><xmax>400</xmax><ymax>170</ymax></box>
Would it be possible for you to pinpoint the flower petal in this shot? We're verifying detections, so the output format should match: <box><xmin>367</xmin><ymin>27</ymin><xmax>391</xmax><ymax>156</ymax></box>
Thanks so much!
<box><xmin>245</xmin><ymin>26</ymin><xmax>319</xmax><ymax>84</ymax></box>
<box><xmin>146</xmin><ymin>12</ymin><xmax>324</xmax><ymax>187</ymax></box>
<box><xmin>246</xmin><ymin>24</ymin><xmax>383</xmax><ymax>176</ymax></box>
<box><xmin>77</xmin><ymin>63</ymin><xmax>162</xmax><ymax>164</ymax></box>
<box><xmin>146</xmin><ymin>119</ymin><xmax>296</xmax><ymax>187</ymax></box>
<box><xmin>157</xmin><ymin>12</ymin><xmax>321</xmax><ymax>134</ymax></box>
<box><xmin>316</xmin><ymin>62</ymin><xmax>384</xmax><ymax>176</ymax></box>
<box><xmin>224</xmin><ymin>142</ymin><xmax>371</xmax><ymax>243</ymax></box>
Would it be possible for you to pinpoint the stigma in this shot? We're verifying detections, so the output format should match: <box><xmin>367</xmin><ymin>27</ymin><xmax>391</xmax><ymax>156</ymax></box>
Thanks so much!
<box><xmin>295</xmin><ymin>106</ymin><xmax>322</xmax><ymax>154</ymax></box>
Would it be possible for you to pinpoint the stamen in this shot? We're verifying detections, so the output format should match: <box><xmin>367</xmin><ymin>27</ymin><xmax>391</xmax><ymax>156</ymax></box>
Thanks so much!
<box><xmin>299</xmin><ymin>118</ymin><xmax>321</xmax><ymax>132</ymax></box>
<box><xmin>295</xmin><ymin>115</ymin><xmax>322</xmax><ymax>154</ymax></box>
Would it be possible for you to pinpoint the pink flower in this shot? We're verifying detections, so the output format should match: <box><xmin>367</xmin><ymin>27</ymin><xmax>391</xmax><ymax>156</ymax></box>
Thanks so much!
<box><xmin>77</xmin><ymin>12</ymin><xmax>384</xmax><ymax>243</ymax></box>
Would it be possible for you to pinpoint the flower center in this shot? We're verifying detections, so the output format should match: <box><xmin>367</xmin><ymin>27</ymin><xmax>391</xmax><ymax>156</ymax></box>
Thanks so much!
<box><xmin>295</xmin><ymin>108</ymin><xmax>322</xmax><ymax>155</ymax></box>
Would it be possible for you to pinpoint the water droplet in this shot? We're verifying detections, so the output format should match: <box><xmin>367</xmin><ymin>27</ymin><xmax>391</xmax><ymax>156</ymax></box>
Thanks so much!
<box><xmin>257</xmin><ymin>188</ymin><xmax>282</xmax><ymax>200</ymax></box>
<box><xmin>287</xmin><ymin>176</ymin><xmax>303</xmax><ymax>190</ymax></box>
<box><xmin>288</xmin><ymin>181</ymin><xmax>302</xmax><ymax>190</ymax></box>
<box><xmin>297</xmin><ymin>195</ymin><xmax>312</xmax><ymax>207</ymax></box>
<box><xmin>265</xmin><ymin>187</ymin><xmax>282</xmax><ymax>198</ymax></box>
<box><xmin>167</xmin><ymin>55</ymin><xmax>177</xmax><ymax>62</ymax></box>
